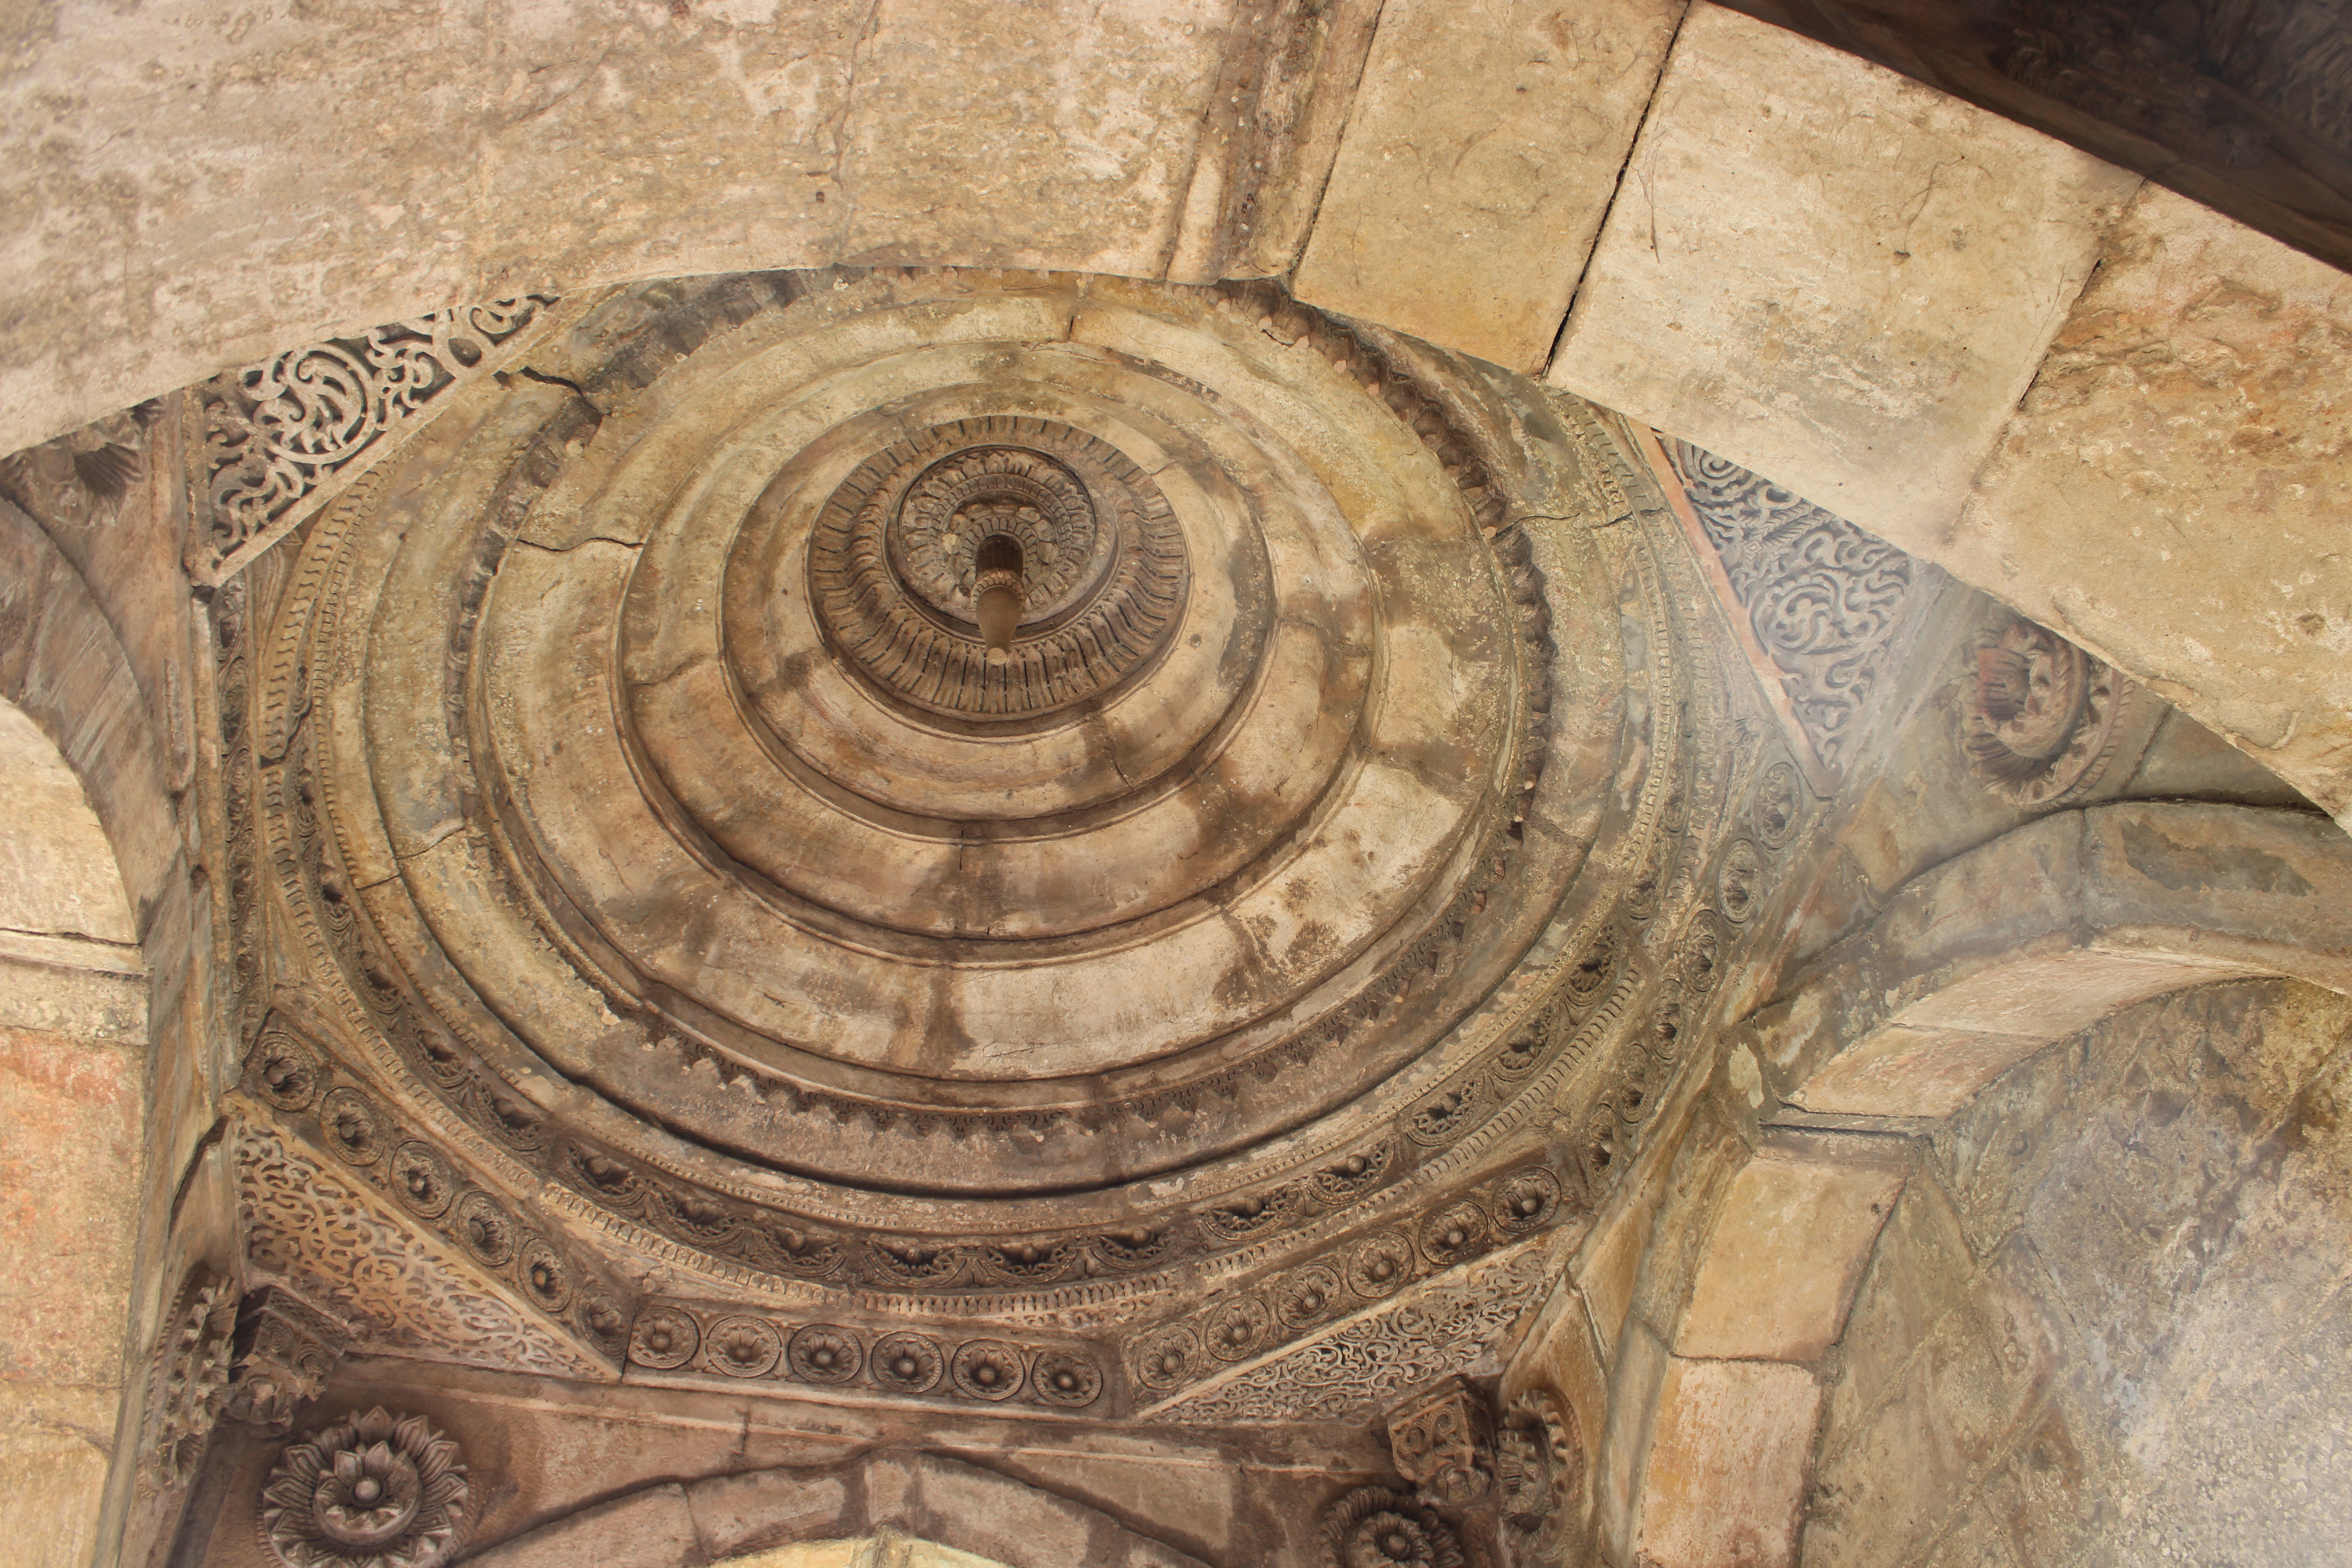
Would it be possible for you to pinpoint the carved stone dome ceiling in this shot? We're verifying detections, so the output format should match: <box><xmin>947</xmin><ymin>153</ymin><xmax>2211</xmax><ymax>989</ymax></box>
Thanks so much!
<box><xmin>242</xmin><ymin>269</ymin><xmax>1769</xmax><ymax>1413</ymax></box>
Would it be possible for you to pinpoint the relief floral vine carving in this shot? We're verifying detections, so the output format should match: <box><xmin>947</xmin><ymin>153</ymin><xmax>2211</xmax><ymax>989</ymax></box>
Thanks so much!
<box><xmin>234</xmin><ymin>1123</ymin><xmax>603</xmax><ymax>1379</ymax></box>
<box><xmin>1143</xmin><ymin>1241</ymin><xmax>1557</xmax><ymax>1424</ymax></box>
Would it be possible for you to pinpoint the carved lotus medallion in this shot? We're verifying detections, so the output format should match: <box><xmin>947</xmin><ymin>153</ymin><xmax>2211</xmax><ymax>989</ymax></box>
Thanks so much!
<box><xmin>258</xmin><ymin>1407</ymin><xmax>471</xmax><ymax>1568</ymax></box>
<box><xmin>1318</xmin><ymin>1486</ymin><xmax>1464</xmax><ymax>1568</ymax></box>
<box><xmin>1965</xmin><ymin>616</ymin><xmax>2131</xmax><ymax>805</ymax></box>
<box><xmin>807</xmin><ymin>416</ymin><xmax>1187</xmax><ymax>721</ymax></box>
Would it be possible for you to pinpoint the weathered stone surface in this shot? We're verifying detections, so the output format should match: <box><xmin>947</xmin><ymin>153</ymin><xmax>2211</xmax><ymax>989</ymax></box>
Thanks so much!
<box><xmin>1503</xmin><ymin>1274</ymin><xmax>1609</xmax><ymax>1464</ymax></box>
<box><xmin>0</xmin><ymin>1</ymin><xmax>1239</xmax><ymax>456</ymax></box>
<box><xmin>1678</xmin><ymin>1156</ymin><xmax>1902</xmax><ymax>1362</ymax></box>
<box><xmin>0</xmin><ymin>1383</ymin><xmax>115</xmax><ymax>1568</ymax></box>
<box><xmin>0</xmin><ymin>690</ymin><xmax>135</xmax><ymax>948</ymax></box>
<box><xmin>0</xmin><ymin>502</ymin><xmax>180</xmax><ymax>938</ymax></box>
<box><xmin>1593</xmin><ymin>1315</ymin><xmax>1670</xmax><ymax>1565</ymax></box>
<box><xmin>1574</xmin><ymin>1086</ymin><xmax>1701</xmax><ymax>1356</ymax></box>
<box><xmin>0</xmin><ymin>1025</ymin><xmax>139</xmax><ymax>1388</ymax></box>
<box><xmin>722</xmin><ymin>1545</ymin><xmax>1005</xmax><ymax>1568</ymax></box>
<box><xmin>1626</xmin><ymin>1101</ymin><xmax>1753</xmax><ymax>1347</ymax></box>
<box><xmin>1704</xmin><ymin>0</ymin><xmax>2352</xmax><ymax>281</ymax></box>
<box><xmin>468</xmin><ymin>1486</ymin><xmax>699</xmax><ymax>1568</ymax></box>
<box><xmin>1637</xmin><ymin>1356</ymin><xmax>1820</xmax><ymax>1568</ymax></box>
<box><xmin>835</xmin><ymin>0</ymin><xmax>1230</xmax><ymax>275</ymax></box>
<box><xmin>1806</xmin><ymin>981</ymin><xmax>2352</xmax><ymax>1565</ymax></box>
<box><xmin>1294</xmin><ymin>0</ymin><xmax>1681</xmax><ymax>372</ymax></box>
<box><xmin>0</xmin><ymin>938</ymin><xmax>143</xmax><ymax>1048</ymax></box>
<box><xmin>1549</xmin><ymin>5</ymin><xmax>2139</xmax><ymax>540</ymax></box>
<box><xmin>461</xmin><ymin>1446</ymin><xmax>1223</xmax><ymax>1568</ymax></box>
<box><xmin>0</xmin><ymin>1020</ymin><xmax>137</xmax><ymax>1568</ymax></box>
<box><xmin>1952</xmin><ymin>183</ymin><xmax>2352</xmax><ymax>830</ymax></box>
<box><xmin>687</xmin><ymin>1468</ymin><xmax>854</xmax><ymax>1559</ymax></box>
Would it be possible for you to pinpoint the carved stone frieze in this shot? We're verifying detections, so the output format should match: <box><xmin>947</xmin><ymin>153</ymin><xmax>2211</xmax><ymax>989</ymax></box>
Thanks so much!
<box><xmin>192</xmin><ymin>296</ymin><xmax>559</xmax><ymax>583</ymax></box>
<box><xmin>209</xmin><ymin>571</ymin><xmax>271</xmax><ymax>1047</ymax></box>
<box><xmin>1963</xmin><ymin>614</ymin><xmax>2136</xmax><ymax>806</ymax></box>
<box><xmin>258</xmin><ymin>1406</ymin><xmax>472</xmax><ymax>1568</ymax></box>
<box><xmin>622</xmin><ymin>1299</ymin><xmax>1114</xmax><ymax>1414</ymax></box>
<box><xmin>1143</xmin><ymin>1240</ymin><xmax>1558</xmax><ymax>1424</ymax></box>
<box><xmin>1666</xmin><ymin>438</ymin><xmax>1919</xmax><ymax>780</ymax></box>
<box><xmin>233</xmin><ymin>1122</ymin><xmax>611</xmax><ymax>1380</ymax></box>
<box><xmin>1131</xmin><ymin>1165</ymin><xmax>1564</xmax><ymax>1401</ymax></box>
<box><xmin>238</xmin><ymin>1022</ymin><xmax>633</xmax><ymax>1364</ymax></box>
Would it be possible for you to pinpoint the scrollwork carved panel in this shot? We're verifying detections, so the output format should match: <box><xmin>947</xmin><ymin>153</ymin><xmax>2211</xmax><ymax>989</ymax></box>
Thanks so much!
<box><xmin>233</xmin><ymin>1123</ymin><xmax>604</xmax><ymax>1379</ymax></box>
<box><xmin>1665</xmin><ymin>439</ymin><xmax>1919</xmax><ymax>781</ymax></box>
<box><xmin>1142</xmin><ymin>1240</ymin><xmax>1557</xmax><ymax>1425</ymax></box>
<box><xmin>192</xmin><ymin>297</ymin><xmax>560</xmax><ymax>583</ymax></box>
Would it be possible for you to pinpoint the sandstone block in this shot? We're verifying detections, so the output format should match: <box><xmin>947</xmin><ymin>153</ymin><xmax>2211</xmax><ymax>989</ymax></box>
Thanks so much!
<box><xmin>1295</xmin><ymin>0</ymin><xmax>1681</xmax><ymax>372</ymax></box>
<box><xmin>0</xmin><ymin>1026</ymin><xmax>140</xmax><ymax>1389</ymax></box>
<box><xmin>1678</xmin><ymin>1156</ymin><xmax>1902</xmax><ymax>1362</ymax></box>
<box><xmin>1549</xmin><ymin>5</ymin><xmax>2137</xmax><ymax>540</ymax></box>
<box><xmin>836</xmin><ymin>0</ymin><xmax>1230</xmax><ymax>276</ymax></box>
<box><xmin>1953</xmin><ymin>182</ymin><xmax>2352</xmax><ymax>827</ymax></box>
<box><xmin>468</xmin><ymin>1485</ymin><xmax>697</xmax><ymax>1568</ymax></box>
<box><xmin>0</xmin><ymin>1383</ymin><xmax>114</xmax><ymax>1568</ymax></box>
<box><xmin>687</xmin><ymin>1468</ymin><xmax>852</xmax><ymax>1559</ymax></box>
<box><xmin>0</xmin><ymin>942</ymin><xmax>144</xmax><ymax>1049</ymax></box>
<box><xmin>1636</xmin><ymin>1356</ymin><xmax>1820</xmax><ymax>1568</ymax></box>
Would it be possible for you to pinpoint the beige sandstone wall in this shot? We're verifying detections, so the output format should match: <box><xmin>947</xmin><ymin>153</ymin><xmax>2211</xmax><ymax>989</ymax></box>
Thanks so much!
<box><xmin>0</xmin><ymin>461</ymin><xmax>225</xmax><ymax>1568</ymax></box>
<box><xmin>0</xmin><ymin>0</ymin><xmax>1247</xmax><ymax>457</ymax></box>
<box><xmin>0</xmin><ymin>700</ymin><xmax>145</xmax><ymax>1568</ymax></box>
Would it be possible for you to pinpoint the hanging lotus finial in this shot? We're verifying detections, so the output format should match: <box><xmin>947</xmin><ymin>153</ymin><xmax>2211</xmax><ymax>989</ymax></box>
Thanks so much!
<box><xmin>258</xmin><ymin>1406</ymin><xmax>472</xmax><ymax>1568</ymax></box>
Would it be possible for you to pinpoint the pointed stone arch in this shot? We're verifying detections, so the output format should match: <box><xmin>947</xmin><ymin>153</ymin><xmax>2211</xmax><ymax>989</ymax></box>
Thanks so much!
<box><xmin>461</xmin><ymin>1452</ymin><xmax>1210</xmax><ymax>1568</ymax></box>
<box><xmin>0</xmin><ymin>497</ymin><xmax>184</xmax><ymax>1568</ymax></box>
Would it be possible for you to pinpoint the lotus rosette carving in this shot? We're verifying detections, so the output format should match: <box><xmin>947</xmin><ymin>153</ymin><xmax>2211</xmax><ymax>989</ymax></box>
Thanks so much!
<box><xmin>258</xmin><ymin>1406</ymin><xmax>471</xmax><ymax>1568</ymax></box>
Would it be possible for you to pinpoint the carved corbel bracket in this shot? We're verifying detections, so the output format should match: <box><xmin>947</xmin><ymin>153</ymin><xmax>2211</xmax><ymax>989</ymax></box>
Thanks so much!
<box><xmin>224</xmin><ymin>1285</ymin><xmax>351</xmax><ymax>1434</ymax></box>
<box><xmin>134</xmin><ymin>1275</ymin><xmax>353</xmax><ymax>1500</ymax></box>
<box><xmin>1388</xmin><ymin>1377</ymin><xmax>1495</xmax><ymax>1510</ymax></box>
<box><xmin>1319</xmin><ymin>1378</ymin><xmax>1581</xmax><ymax>1568</ymax></box>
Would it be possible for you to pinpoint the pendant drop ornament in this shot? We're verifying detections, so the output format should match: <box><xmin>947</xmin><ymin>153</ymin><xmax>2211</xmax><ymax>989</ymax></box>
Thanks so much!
<box><xmin>973</xmin><ymin>531</ymin><xmax>1025</xmax><ymax>663</ymax></box>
